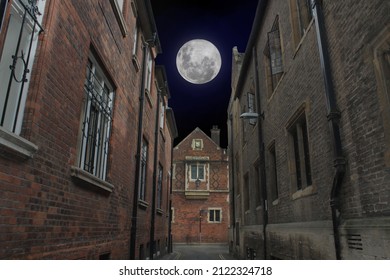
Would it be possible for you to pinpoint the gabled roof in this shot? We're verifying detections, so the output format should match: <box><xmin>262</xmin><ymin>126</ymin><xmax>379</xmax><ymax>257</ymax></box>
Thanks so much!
<box><xmin>174</xmin><ymin>127</ymin><xmax>220</xmax><ymax>150</ymax></box>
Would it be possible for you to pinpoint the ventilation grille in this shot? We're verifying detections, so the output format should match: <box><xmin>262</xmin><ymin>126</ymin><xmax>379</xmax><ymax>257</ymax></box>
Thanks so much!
<box><xmin>347</xmin><ymin>234</ymin><xmax>363</xmax><ymax>250</ymax></box>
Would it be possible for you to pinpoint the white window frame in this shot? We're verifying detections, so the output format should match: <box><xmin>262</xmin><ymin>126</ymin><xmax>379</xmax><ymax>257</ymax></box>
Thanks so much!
<box><xmin>208</xmin><ymin>208</ymin><xmax>222</xmax><ymax>223</ymax></box>
<box><xmin>145</xmin><ymin>48</ymin><xmax>153</xmax><ymax>93</ymax></box>
<box><xmin>78</xmin><ymin>54</ymin><xmax>114</xmax><ymax>181</ymax></box>
<box><xmin>190</xmin><ymin>163</ymin><xmax>205</xmax><ymax>181</ymax></box>
<box><xmin>139</xmin><ymin>138</ymin><xmax>148</xmax><ymax>201</ymax></box>
<box><xmin>157</xmin><ymin>163</ymin><xmax>163</xmax><ymax>209</ymax></box>
<box><xmin>0</xmin><ymin>0</ymin><xmax>45</xmax><ymax>134</ymax></box>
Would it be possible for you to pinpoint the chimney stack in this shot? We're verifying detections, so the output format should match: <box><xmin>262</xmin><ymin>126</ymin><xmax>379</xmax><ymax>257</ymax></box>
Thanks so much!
<box><xmin>210</xmin><ymin>125</ymin><xmax>220</xmax><ymax>146</ymax></box>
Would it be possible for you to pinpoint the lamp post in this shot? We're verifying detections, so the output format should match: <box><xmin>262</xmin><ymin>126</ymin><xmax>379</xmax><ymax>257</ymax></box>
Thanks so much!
<box><xmin>199</xmin><ymin>209</ymin><xmax>206</xmax><ymax>243</ymax></box>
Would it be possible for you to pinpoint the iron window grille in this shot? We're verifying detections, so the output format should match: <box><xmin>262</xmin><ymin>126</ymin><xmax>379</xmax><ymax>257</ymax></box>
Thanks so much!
<box><xmin>264</xmin><ymin>16</ymin><xmax>283</xmax><ymax>92</ymax></box>
<box><xmin>139</xmin><ymin>138</ymin><xmax>148</xmax><ymax>200</ymax></box>
<box><xmin>79</xmin><ymin>56</ymin><xmax>114</xmax><ymax>181</ymax></box>
<box><xmin>0</xmin><ymin>0</ymin><xmax>45</xmax><ymax>134</ymax></box>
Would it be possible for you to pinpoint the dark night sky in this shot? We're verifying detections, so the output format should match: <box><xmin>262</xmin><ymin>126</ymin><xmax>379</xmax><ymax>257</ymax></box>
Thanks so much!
<box><xmin>150</xmin><ymin>0</ymin><xmax>258</xmax><ymax>148</ymax></box>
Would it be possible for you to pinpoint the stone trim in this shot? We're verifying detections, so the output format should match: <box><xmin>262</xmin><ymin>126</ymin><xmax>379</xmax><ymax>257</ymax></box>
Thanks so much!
<box><xmin>70</xmin><ymin>166</ymin><xmax>114</xmax><ymax>193</ymax></box>
<box><xmin>0</xmin><ymin>126</ymin><xmax>38</xmax><ymax>159</ymax></box>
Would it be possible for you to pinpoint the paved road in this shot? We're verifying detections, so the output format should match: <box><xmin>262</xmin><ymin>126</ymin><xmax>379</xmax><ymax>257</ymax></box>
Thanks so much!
<box><xmin>163</xmin><ymin>244</ymin><xmax>237</xmax><ymax>260</ymax></box>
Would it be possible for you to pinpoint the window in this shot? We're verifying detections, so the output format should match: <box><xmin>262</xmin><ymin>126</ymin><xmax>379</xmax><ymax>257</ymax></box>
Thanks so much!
<box><xmin>208</xmin><ymin>209</ymin><xmax>222</xmax><ymax>223</ymax></box>
<box><xmin>116</xmin><ymin>0</ymin><xmax>124</xmax><ymax>12</ymax></box>
<box><xmin>0</xmin><ymin>0</ymin><xmax>7</xmax><ymax>31</ymax></box>
<box><xmin>110</xmin><ymin>0</ymin><xmax>127</xmax><ymax>36</ymax></box>
<box><xmin>372</xmin><ymin>28</ymin><xmax>390</xmax><ymax>167</ymax></box>
<box><xmin>145</xmin><ymin>49</ymin><xmax>153</xmax><ymax>93</ymax></box>
<box><xmin>288</xmin><ymin>111</ymin><xmax>312</xmax><ymax>190</ymax></box>
<box><xmin>139</xmin><ymin>139</ymin><xmax>148</xmax><ymax>201</ymax></box>
<box><xmin>264</xmin><ymin>16</ymin><xmax>283</xmax><ymax>95</ymax></box>
<box><xmin>159</xmin><ymin>101</ymin><xmax>165</xmax><ymax>129</ymax></box>
<box><xmin>0</xmin><ymin>0</ymin><xmax>45</xmax><ymax>134</ymax></box>
<box><xmin>157</xmin><ymin>164</ymin><xmax>163</xmax><ymax>209</ymax></box>
<box><xmin>290</xmin><ymin>0</ymin><xmax>313</xmax><ymax>47</ymax></box>
<box><xmin>190</xmin><ymin>163</ymin><xmax>205</xmax><ymax>180</ymax></box>
<box><xmin>131</xmin><ymin>22</ymin><xmax>140</xmax><ymax>71</ymax></box>
<box><xmin>247</xmin><ymin>92</ymin><xmax>256</xmax><ymax>125</ymax></box>
<box><xmin>268</xmin><ymin>141</ymin><xmax>279</xmax><ymax>201</ymax></box>
<box><xmin>171</xmin><ymin>207</ymin><xmax>175</xmax><ymax>223</ymax></box>
<box><xmin>78</xmin><ymin>54</ymin><xmax>114</xmax><ymax>181</ymax></box>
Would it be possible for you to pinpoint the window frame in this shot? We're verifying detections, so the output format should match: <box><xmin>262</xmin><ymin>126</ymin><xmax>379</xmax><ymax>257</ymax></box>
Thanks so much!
<box><xmin>77</xmin><ymin>53</ymin><xmax>115</xmax><ymax>182</ymax></box>
<box><xmin>264</xmin><ymin>16</ymin><xmax>284</xmax><ymax>96</ymax></box>
<box><xmin>139</xmin><ymin>138</ymin><xmax>149</xmax><ymax>201</ymax></box>
<box><xmin>109</xmin><ymin>0</ymin><xmax>127</xmax><ymax>37</ymax></box>
<box><xmin>287</xmin><ymin>110</ymin><xmax>312</xmax><ymax>192</ymax></box>
<box><xmin>208</xmin><ymin>208</ymin><xmax>222</xmax><ymax>223</ymax></box>
<box><xmin>190</xmin><ymin>163</ymin><xmax>205</xmax><ymax>181</ymax></box>
<box><xmin>0</xmin><ymin>0</ymin><xmax>45</xmax><ymax>135</ymax></box>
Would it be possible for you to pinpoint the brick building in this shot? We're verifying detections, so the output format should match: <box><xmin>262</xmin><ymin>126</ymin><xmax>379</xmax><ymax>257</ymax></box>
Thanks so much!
<box><xmin>228</xmin><ymin>0</ymin><xmax>389</xmax><ymax>259</ymax></box>
<box><xmin>171</xmin><ymin>127</ymin><xmax>229</xmax><ymax>244</ymax></box>
<box><xmin>0</xmin><ymin>0</ymin><xmax>177</xmax><ymax>259</ymax></box>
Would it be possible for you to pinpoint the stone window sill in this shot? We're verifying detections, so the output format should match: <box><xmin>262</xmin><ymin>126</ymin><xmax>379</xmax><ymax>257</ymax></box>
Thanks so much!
<box><xmin>0</xmin><ymin>126</ymin><xmax>38</xmax><ymax>159</ymax></box>
<box><xmin>132</xmin><ymin>55</ymin><xmax>140</xmax><ymax>72</ymax></box>
<box><xmin>157</xmin><ymin>208</ymin><xmax>163</xmax><ymax>215</ymax></box>
<box><xmin>292</xmin><ymin>185</ymin><xmax>316</xmax><ymax>200</ymax></box>
<box><xmin>70</xmin><ymin>166</ymin><xmax>114</xmax><ymax>193</ymax></box>
<box><xmin>138</xmin><ymin>199</ymin><xmax>149</xmax><ymax>209</ymax></box>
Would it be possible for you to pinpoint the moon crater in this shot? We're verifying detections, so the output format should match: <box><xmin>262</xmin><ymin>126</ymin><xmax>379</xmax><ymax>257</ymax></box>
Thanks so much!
<box><xmin>176</xmin><ymin>39</ymin><xmax>222</xmax><ymax>84</ymax></box>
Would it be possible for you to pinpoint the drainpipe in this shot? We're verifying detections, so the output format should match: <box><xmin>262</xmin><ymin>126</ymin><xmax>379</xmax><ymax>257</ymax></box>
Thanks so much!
<box><xmin>253</xmin><ymin>47</ymin><xmax>268</xmax><ymax>259</ymax></box>
<box><xmin>311</xmin><ymin>0</ymin><xmax>346</xmax><ymax>260</ymax></box>
<box><xmin>129</xmin><ymin>39</ymin><xmax>151</xmax><ymax>260</ymax></box>
<box><xmin>149</xmin><ymin>86</ymin><xmax>162</xmax><ymax>259</ymax></box>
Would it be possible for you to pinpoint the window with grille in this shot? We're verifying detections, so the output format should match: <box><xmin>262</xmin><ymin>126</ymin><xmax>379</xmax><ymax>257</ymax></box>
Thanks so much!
<box><xmin>0</xmin><ymin>0</ymin><xmax>45</xmax><ymax>134</ymax></box>
<box><xmin>159</xmin><ymin>101</ymin><xmax>165</xmax><ymax>129</ymax></box>
<box><xmin>190</xmin><ymin>163</ymin><xmax>205</xmax><ymax>180</ymax></box>
<box><xmin>157</xmin><ymin>164</ymin><xmax>163</xmax><ymax>209</ymax></box>
<box><xmin>78</xmin><ymin>54</ymin><xmax>114</xmax><ymax>181</ymax></box>
<box><xmin>139</xmin><ymin>138</ymin><xmax>148</xmax><ymax>200</ymax></box>
<box><xmin>264</xmin><ymin>16</ymin><xmax>283</xmax><ymax>94</ymax></box>
<box><xmin>208</xmin><ymin>209</ymin><xmax>221</xmax><ymax>223</ymax></box>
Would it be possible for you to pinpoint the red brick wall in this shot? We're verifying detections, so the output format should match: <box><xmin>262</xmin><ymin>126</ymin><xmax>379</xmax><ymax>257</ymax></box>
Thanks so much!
<box><xmin>0</xmin><ymin>0</ymin><xmax>173</xmax><ymax>259</ymax></box>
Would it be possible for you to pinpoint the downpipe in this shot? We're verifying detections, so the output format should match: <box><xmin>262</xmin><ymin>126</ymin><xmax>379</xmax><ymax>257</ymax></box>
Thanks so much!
<box><xmin>311</xmin><ymin>0</ymin><xmax>346</xmax><ymax>260</ymax></box>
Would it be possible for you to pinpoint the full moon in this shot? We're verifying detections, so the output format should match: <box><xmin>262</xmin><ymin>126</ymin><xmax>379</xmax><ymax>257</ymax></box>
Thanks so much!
<box><xmin>176</xmin><ymin>39</ymin><xmax>222</xmax><ymax>84</ymax></box>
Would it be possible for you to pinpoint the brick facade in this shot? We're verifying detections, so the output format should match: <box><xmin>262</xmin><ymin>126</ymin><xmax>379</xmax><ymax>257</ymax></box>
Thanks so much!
<box><xmin>228</xmin><ymin>0</ymin><xmax>390</xmax><ymax>259</ymax></box>
<box><xmin>0</xmin><ymin>0</ymin><xmax>176</xmax><ymax>259</ymax></box>
<box><xmin>172</xmin><ymin>127</ymin><xmax>229</xmax><ymax>244</ymax></box>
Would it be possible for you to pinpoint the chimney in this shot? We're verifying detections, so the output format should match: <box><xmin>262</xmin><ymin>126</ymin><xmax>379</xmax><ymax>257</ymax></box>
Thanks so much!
<box><xmin>210</xmin><ymin>125</ymin><xmax>220</xmax><ymax>146</ymax></box>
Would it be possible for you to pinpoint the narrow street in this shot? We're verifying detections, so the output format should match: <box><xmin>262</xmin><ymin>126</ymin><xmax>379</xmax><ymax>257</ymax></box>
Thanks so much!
<box><xmin>162</xmin><ymin>244</ymin><xmax>237</xmax><ymax>260</ymax></box>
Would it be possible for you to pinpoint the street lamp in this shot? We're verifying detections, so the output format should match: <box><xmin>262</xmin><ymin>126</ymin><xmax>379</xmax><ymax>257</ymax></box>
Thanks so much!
<box><xmin>195</xmin><ymin>178</ymin><xmax>201</xmax><ymax>189</ymax></box>
<box><xmin>240</xmin><ymin>112</ymin><xmax>259</xmax><ymax>119</ymax></box>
